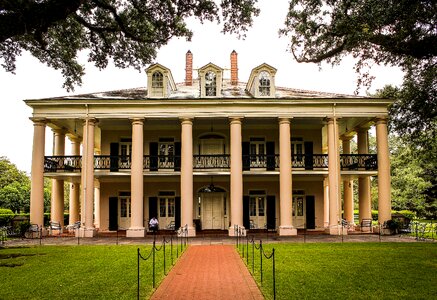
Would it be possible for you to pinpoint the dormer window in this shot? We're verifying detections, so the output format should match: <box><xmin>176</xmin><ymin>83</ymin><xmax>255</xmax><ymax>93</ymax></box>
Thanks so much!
<box><xmin>146</xmin><ymin>63</ymin><xmax>176</xmax><ymax>98</ymax></box>
<box><xmin>205</xmin><ymin>71</ymin><xmax>217</xmax><ymax>96</ymax></box>
<box><xmin>152</xmin><ymin>71</ymin><xmax>164</xmax><ymax>97</ymax></box>
<box><xmin>258</xmin><ymin>71</ymin><xmax>271</xmax><ymax>96</ymax></box>
<box><xmin>198</xmin><ymin>63</ymin><xmax>223</xmax><ymax>98</ymax></box>
<box><xmin>246</xmin><ymin>63</ymin><xmax>277</xmax><ymax>98</ymax></box>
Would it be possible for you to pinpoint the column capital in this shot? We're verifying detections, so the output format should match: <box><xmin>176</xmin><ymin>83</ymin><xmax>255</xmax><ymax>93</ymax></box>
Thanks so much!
<box><xmin>82</xmin><ymin>118</ymin><xmax>98</xmax><ymax>126</ymax></box>
<box><xmin>30</xmin><ymin>118</ymin><xmax>47</xmax><ymax>126</ymax></box>
<box><xmin>278</xmin><ymin>117</ymin><xmax>292</xmax><ymax>124</ymax></box>
<box><xmin>69</xmin><ymin>136</ymin><xmax>81</xmax><ymax>143</ymax></box>
<box><xmin>180</xmin><ymin>117</ymin><xmax>193</xmax><ymax>125</ymax></box>
<box><xmin>340</xmin><ymin>135</ymin><xmax>353</xmax><ymax>141</ymax></box>
<box><xmin>52</xmin><ymin>128</ymin><xmax>67</xmax><ymax>135</ymax></box>
<box><xmin>130</xmin><ymin>118</ymin><xmax>144</xmax><ymax>125</ymax></box>
<box><xmin>356</xmin><ymin>126</ymin><xmax>371</xmax><ymax>133</ymax></box>
<box><xmin>229</xmin><ymin>117</ymin><xmax>243</xmax><ymax>124</ymax></box>
<box><xmin>324</xmin><ymin>117</ymin><xmax>338</xmax><ymax>124</ymax></box>
<box><xmin>375</xmin><ymin>116</ymin><xmax>388</xmax><ymax>125</ymax></box>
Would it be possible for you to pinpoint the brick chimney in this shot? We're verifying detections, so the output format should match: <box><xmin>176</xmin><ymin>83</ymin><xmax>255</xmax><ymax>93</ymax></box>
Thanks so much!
<box><xmin>230</xmin><ymin>50</ymin><xmax>238</xmax><ymax>85</ymax></box>
<box><xmin>185</xmin><ymin>50</ymin><xmax>193</xmax><ymax>86</ymax></box>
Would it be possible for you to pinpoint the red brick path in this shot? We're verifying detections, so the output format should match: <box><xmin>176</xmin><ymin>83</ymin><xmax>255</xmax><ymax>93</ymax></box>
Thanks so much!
<box><xmin>150</xmin><ymin>245</ymin><xmax>264</xmax><ymax>300</ymax></box>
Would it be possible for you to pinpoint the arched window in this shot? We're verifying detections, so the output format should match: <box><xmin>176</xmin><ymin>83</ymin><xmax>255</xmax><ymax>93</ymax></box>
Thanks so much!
<box><xmin>205</xmin><ymin>71</ymin><xmax>217</xmax><ymax>96</ymax></box>
<box><xmin>258</xmin><ymin>71</ymin><xmax>271</xmax><ymax>96</ymax></box>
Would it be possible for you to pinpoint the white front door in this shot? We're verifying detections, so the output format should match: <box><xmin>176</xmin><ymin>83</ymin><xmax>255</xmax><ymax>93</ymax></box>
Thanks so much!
<box><xmin>119</xmin><ymin>197</ymin><xmax>131</xmax><ymax>229</ymax></box>
<box><xmin>201</xmin><ymin>193</ymin><xmax>224</xmax><ymax>229</ymax></box>
<box><xmin>292</xmin><ymin>196</ymin><xmax>306</xmax><ymax>228</ymax></box>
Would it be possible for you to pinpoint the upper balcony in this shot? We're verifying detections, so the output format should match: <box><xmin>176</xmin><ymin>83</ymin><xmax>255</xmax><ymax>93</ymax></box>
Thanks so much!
<box><xmin>44</xmin><ymin>154</ymin><xmax>377</xmax><ymax>173</ymax></box>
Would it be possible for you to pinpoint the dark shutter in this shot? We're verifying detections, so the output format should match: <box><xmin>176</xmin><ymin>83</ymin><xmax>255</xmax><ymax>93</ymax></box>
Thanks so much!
<box><xmin>304</xmin><ymin>141</ymin><xmax>313</xmax><ymax>170</ymax></box>
<box><xmin>174</xmin><ymin>142</ymin><xmax>181</xmax><ymax>171</ymax></box>
<box><xmin>149</xmin><ymin>197</ymin><xmax>158</xmax><ymax>220</ymax></box>
<box><xmin>243</xmin><ymin>195</ymin><xmax>250</xmax><ymax>229</ymax></box>
<box><xmin>149</xmin><ymin>142</ymin><xmax>158</xmax><ymax>171</ymax></box>
<box><xmin>242</xmin><ymin>142</ymin><xmax>250</xmax><ymax>171</ymax></box>
<box><xmin>266</xmin><ymin>141</ymin><xmax>275</xmax><ymax>171</ymax></box>
<box><xmin>266</xmin><ymin>195</ymin><xmax>276</xmax><ymax>230</ymax></box>
<box><xmin>110</xmin><ymin>143</ymin><xmax>119</xmax><ymax>172</ymax></box>
<box><xmin>108</xmin><ymin>197</ymin><xmax>118</xmax><ymax>230</ymax></box>
<box><xmin>306</xmin><ymin>195</ymin><xmax>316</xmax><ymax>229</ymax></box>
<box><xmin>175</xmin><ymin>196</ymin><xmax>181</xmax><ymax>229</ymax></box>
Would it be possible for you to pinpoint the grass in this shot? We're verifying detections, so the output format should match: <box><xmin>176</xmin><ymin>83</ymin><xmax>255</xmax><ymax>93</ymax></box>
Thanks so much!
<box><xmin>0</xmin><ymin>242</ymin><xmax>186</xmax><ymax>299</ymax></box>
<box><xmin>239</xmin><ymin>243</ymin><xmax>437</xmax><ymax>300</ymax></box>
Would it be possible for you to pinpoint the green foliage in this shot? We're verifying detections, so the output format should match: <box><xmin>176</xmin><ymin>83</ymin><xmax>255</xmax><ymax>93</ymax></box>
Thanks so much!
<box><xmin>0</xmin><ymin>0</ymin><xmax>260</xmax><ymax>91</ymax></box>
<box><xmin>244</xmin><ymin>243</ymin><xmax>437</xmax><ymax>300</ymax></box>
<box><xmin>0</xmin><ymin>157</ymin><xmax>31</xmax><ymax>213</ymax></box>
<box><xmin>0</xmin><ymin>208</ymin><xmax>14</xmax><ymax>226</ymax></box>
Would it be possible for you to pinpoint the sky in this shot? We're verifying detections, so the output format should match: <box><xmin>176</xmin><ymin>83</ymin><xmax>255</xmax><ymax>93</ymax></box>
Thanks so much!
<box><xmin>0</xmin><ymin>0</ymin><xmax>404</xmax><ymax>173</ymax></box>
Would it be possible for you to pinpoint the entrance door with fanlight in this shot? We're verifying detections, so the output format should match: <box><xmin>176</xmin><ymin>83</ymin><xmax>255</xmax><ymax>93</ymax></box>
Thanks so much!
<box><xmin>200</xmin><ymin>193</ymin><xmax>224</xmax><ymax>229</ymax></box>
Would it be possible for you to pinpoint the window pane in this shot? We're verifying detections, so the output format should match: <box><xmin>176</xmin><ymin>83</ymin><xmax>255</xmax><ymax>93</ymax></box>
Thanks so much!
<box><xmin>259</xmin><ymin>71</ymin><xmax>271</xmax><ymax>96</ymax></box>
<box><xmin>159</xmin><ymin>198</ymin><xmax>166</xmax><ymax>217</ymax></box>
<box><xmin>297</xmin><ymin>198</ymin><xmax>304</xmax><ymax>216</ymax></box>
<box><xmin>120</xmin><ymin>199</ymin><xmax>127</xmax><ymax>217</ymax></box>
<box><xmin>258</xmin><ymin>197</ymin><xmax>265</xmax><ymax>216</ymax></box>
<box><xmin>205</xmin><ymin>71</ymin><xmax>217</xmax><ymax>96</ymax></box>
<box><xmin>168</xmin><ymin>198</ymin><xmax>175</xmax><ymax>217</ymax></box>
<box><xmin>152</xmin><ymin>71</ymin><xmax>163</xmax><ymax>88</ymax></box>
<box><xmin>249</xmin><ymin>197</ymin><xmax>256</xmax><ymax>216</ymax></box>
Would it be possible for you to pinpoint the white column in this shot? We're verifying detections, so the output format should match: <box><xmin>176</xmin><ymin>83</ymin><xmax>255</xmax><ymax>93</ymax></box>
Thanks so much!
<box><xmin>229</xmin><ymin>117</ymin><xmax>244</xmax><ymax>236</ymax></box>
<box><xmin>69</xmin><ymin>137</ymin><xmax>81</xmax><ymax>224</ymax></box>
<box><xmin>342</xmin><ymin>137</ymin><xmax>354</xmax><ymax>225</ymax></box>
<box><xmin>30</xmin><ymin>119</ymin><xmax>46</xmax><ymax>230</ymax></box>
<box><xmin>127</xmin><ymin>118</ymin><xmax>145</xmax><ymax>237</ymax></box>
<box><xmin>94</xmin><ymin>179</ymin><xmax>100</xmax><ymax>229</ymax></box>
<box><xmin>180</xmin><ymin>118</ymin><xmax>196</xmax><ymax>236</ymax></box>
<box><xmin>376</xmin><ymin>118</ymin><xmax>392</xmax><ymax>227</ymax></box>
<box><xmin>357</xmin><ymin>127</ymin><xmax>372</xmax><ymax>227</ymax></box>
<box><xmin>278</xmin><ymin>118</ymin><xmax>297</xmax><ymax>236</ymax></box>
<box><xmin>80</xmin><ymin>118</ymin><xmax>97</xmax><ymax>237</ymax></box>
<box><xmin>326</xmin><ymin>118</ymin><xmax>341</xmax><ymax>234</ymax></box>
<box><xmin>51</xmin><ymin>129</ymin><xmax>65</xmax><ymax>228</ymax></box>
<box><xmin>323</xmin><ymin>177</ymin><xmax>329</xmax><ymax>228</ymax></box>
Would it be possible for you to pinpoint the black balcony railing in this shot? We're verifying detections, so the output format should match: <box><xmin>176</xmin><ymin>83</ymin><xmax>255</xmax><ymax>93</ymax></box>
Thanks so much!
<box><xmin>194</xmin><ymin>155</ymin><xmax>230</xmax><ymax>169</ymax></box>
<box><xmin>44</xmin><ymin>156</ymin><xmax>82</xmax><ymax>172</ymax></box>
<box><xmin>43</xmin><ymin>154</ymin><xmax>377</xmax><ymax>172</ymax></box>
<box><xmin>340</xmin><ymin>154</ymin><xmax>377</xmax><ymax>170</ymax></box>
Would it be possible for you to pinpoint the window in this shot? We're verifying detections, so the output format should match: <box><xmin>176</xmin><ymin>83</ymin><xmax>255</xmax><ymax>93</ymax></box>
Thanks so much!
<box><xmin>151</xmin><ymin>71</ymin><xmax>164</xmax><ymax>97</ymax></box>
<box><xmin>205</xmin><ymin>71</ymin><xmax>217</xmax><ymax>96</ymax></box>
<box><xmin>159</xmin><ymin>138</ymin><xmax>174</xmax><ymax>167</ymax></box>
<box><xmin>249</xmin><ymin>191</ymin><xmax>267</xmax><ymax>229</ymax></box>
<box><xmin>250</xmin><ymin>137</ymin><xmax>265</xmax><ymax>167</ymax></box>
<box><xmin>258</xmin><ymin>71</ymin><xmax>271</xmax><ymax>96</ymax></box>
<box><xmin>120</xmin><ymin>138</ymin><xmax>132</xmax><ymax>164</ymax></box>
<box><xmin>158</xmin><ymin>191</ymin><xmax>176</xmax><ymax>227</ymax></box>
<box><xmin>120</xmin><ymin>198</ymin><xmax>131</xmax><ymax>218</ymax></box>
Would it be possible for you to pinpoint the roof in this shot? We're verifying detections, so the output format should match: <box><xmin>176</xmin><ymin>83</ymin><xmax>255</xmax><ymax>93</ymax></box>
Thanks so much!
<box><xmin>41</xmin><ymin>79</ymin><xmax>366</xmax><ymax>101</ymax></box>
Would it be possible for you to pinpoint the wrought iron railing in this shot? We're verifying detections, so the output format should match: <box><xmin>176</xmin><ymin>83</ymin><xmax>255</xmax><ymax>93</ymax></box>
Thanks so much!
<box><xmin>340</xmin><ymin>154</ymin><xmax>377</xmax><ymax>170</ymax></box>
<box><xmin>43</xmin><ymin>153</ymin><xmax>377</xmax><ymax>172</ymax></box>
<box><xmin>44</xmin><ymin>156</ymin><xmax>82</xmax><ymax>172</ymax></box>
<box><xmin>193</xmin><ymin>155</ymin><xmax>230</xmax><ymax>169</ymax></box>
<box><xmin>94</xmin><ymin>155</ymin><xmax>131</xmax><ymax>170</ymax></box>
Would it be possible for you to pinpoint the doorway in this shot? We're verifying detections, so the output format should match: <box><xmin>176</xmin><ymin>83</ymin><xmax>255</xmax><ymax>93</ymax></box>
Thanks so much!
<box><xmin>200</xmin><ymin>193</ymin><xmax>224</xmax><ymax>230</ymax></box>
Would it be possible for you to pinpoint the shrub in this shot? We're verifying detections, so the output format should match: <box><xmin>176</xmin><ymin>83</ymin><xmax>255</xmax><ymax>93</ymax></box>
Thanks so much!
<box><xmin>16</xmin><ymin>220</ymin><xmax>31</xmax><ymax>237</ymax></box>
<box><xmin>397</xmin><ymin>210</ymin><xmax>416</xmax><ymax>220</ymax></box>
<box><xmin>0</xmin><ymin>208</ymin><xmax>15</xmax><ymax>226</ymax></box>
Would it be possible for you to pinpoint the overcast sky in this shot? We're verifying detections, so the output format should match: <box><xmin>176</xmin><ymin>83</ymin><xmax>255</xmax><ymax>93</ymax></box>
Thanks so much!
<box><xmin>0</xmin><ymin>0</ymin><xmax>403</xmax><ymax>173</ymax></box>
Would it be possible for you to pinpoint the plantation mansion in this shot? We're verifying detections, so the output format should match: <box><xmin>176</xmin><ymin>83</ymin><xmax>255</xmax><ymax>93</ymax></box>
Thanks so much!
<box><xmin>26</xmin><ymin>51</ymin><xmax>392</xmax><ymax>237</ymax></box>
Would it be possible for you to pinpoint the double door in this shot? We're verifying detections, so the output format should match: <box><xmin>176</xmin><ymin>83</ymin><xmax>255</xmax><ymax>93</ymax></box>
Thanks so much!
<box><xmin>201</xmin><ymin>193</ymin><xmax>224</xmax><ymax>229</ymax></box>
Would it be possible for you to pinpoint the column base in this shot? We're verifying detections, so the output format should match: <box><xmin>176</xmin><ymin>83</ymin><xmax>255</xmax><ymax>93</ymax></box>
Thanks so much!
<box><xmin>78</xmin><ymin>227</ymin><xmax>96</xmax><ymax>237</ymax></box>
<box><xmin>228</xmin><ymin>226</ymin><xmax>246</xmax><ymax>237</ymax></box>
<box><xmin>126</xmin><ymin>228</ymin><xmax>146</xmax><ymax>237</ymax></box>
<box><xmin>325</xmin><ymin>225</ymin><xmax>348</xmax><ymax>235</ymax></box>
<box><xmin>278</xmin><ymin>226</ymin><xmax>297</xmax><ymax>236</ymax></box>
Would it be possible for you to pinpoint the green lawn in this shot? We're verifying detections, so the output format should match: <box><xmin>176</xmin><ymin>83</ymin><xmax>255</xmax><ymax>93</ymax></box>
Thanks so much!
<box><xmin>240</xmin><ymin>243</ymin><xmax>437</xmax><ymax>300</ymax></box>
<box><xmin>0</xmin><ymin>243</ymin><xmax>184</xmax><ymax>299</ymax></box>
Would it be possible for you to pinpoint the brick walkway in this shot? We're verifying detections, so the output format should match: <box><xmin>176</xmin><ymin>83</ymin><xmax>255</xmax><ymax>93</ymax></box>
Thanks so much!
<box><xmin>150</xmin><ymin>245</ymin><xmax>264</xmax><ymax>300</ymax></box>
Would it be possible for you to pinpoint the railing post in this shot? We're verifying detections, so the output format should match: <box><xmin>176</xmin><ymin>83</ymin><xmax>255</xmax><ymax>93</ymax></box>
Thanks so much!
<box><xmin>152</xmin><ymin>240</ymin><xmax>156</xmax><ymax>288</ymax></box>
<box><xmin>272</xmin><ymin>248</ymin><xmax>276</xmax><ymax>300</ymax></box>
<box><xmin>137</xmin><ymin>248</ymin><xmax>140</xmax><ymax>300</ymax></box>
<box><xmin>246</xmin><ymin>236</ymin><xmax>249</xmax><ymax>265</ymax></box>
<box><xmin>260</xmin><ymin>240</ymin><xmax>263</xmax><ymax>284</ymax></box>
<box><xmin>163</xmin><ymin>237</ymin><xmax>166</xmax><ymax>274</ymax></box>
<box><xmin>252</xmin><ymin>238</ymin><xmax>255</xmax><ymax>274</ymax></box>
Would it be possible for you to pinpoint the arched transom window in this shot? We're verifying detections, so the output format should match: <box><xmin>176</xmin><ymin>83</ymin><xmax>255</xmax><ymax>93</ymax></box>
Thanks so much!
<box><xmin>205</xmin><ymin>71</ymin><xmax>217</xmax><ymax>96</ymax></box>
<box><xmin>258</xmin><ymin>71</ymin><xmax>271</xmax><ymax>96</ymax></box>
